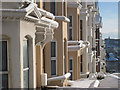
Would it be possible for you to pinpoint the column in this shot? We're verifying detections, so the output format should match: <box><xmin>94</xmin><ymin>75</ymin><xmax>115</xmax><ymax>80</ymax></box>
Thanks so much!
<box><xmin>36</xmin><ymin>45</ymin><xmax>43</xmax><ymax>88</ymax></box>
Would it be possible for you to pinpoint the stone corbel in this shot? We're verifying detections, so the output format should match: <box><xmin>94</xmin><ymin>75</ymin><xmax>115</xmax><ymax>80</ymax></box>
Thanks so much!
<box><xmin>35</xmin><ymin>26</ymin><xmax>54</xmax><ymax>48</ymax></box>
<box><xmin>35</xmin><ymin>26</ymin><xmax>46</xmax><ymax>46</ymax></box>
<box><xmin>40</xmin><ymin>28</ymin><xmax>54</xmax><ymax>47</ymax></box>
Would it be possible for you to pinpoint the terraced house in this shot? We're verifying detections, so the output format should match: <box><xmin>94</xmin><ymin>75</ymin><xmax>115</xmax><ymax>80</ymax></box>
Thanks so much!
<box><xmin>67</xmin><ymin>1</ymin><xmax>90</xmax><ymax>80</ymax></box>
<box><xmin>42</xmin><ymin>0</ymin><xmax>70</xmax><ymax>86</ymax></box>
<box><xmin>0</xmin><ymin>0</ymin><xmax>58</xmax><ymax>88</ymax></box>
<box><xmin>0</xmin><ymin>0</ymin><xmax>105</xmax><ymax>89</ymax></box>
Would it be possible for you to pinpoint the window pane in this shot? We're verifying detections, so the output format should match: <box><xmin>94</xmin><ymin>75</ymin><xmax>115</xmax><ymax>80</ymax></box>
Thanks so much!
<box><xmin>23</xmin><ymin>70</ymin><xmax>29</xmax><ymax>88</ymax></box>
<box><xmin>81</xmin><ymin>55</ymin><xmax>83</xmax><ymax>72</ymax></box>
<box><xmin>69</xmin><ymin>16</ymin><xmax>72</xmax><ymax>27</ymax></box>
<box><xmin>69</xmin><ymin>29</ymin><xmax>72</xmax><ymax>40</ymax></box>
<box><xmin>51</xmin><ymin>60</ymin><xmax>56</xmax><ymax>75</ymax></box>
<box><xmin>80</xmin><ymin>20</ymin><xmax>82</xmax><ymax>30</ymax></box>
<box><xmin>80</xmin><ymin>20</ymin><xmax>83</xmax><ymax>40</ymax></box>
<box><xmin>51</xmin><ymin>42</ymin><xmax>56</xmax><ymax>57</ymax></box>
<box><xmin>69</xmin><ymin>59</ymin><xmax>73</xmax><ymax>70</ymax></box>
<box><xmin>50</xmin><ymin>2</ymin><xmax>55</xmax><ymax>15</ymax></box>
<box><xmin>64</xmin><ymin>59</ymin><xmax>66</xmax><ymax>73</ymax></box>
<box><xmin>0</xmin><ymin>74</ymin><xmax>8</xmax><ymax>88</ymax></box>
<box><xmin>23</xmin><ymin>40</ymin><xmax>29</xmax><ymax>68</ymax></box>
<box><xmin>64</xmin><ymin>41</ymin><xmax>65</xmax><ymax>56</ymax></box>
<box><xmin>0</xmin><ymin>41</ymin><xmax>8</xmax><ymax>71</ymax></box>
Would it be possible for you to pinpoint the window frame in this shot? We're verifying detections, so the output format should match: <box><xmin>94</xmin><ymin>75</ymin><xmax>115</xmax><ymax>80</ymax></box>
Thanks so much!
<box><xmin>0</xmin><ymin>40</ymin><xmax>10</xmax><ymax>88</ymax></box>
<box><xmin>51</xmin><ymin>41</ymin><xmax>57</xmax><ymax>77</ymax></box>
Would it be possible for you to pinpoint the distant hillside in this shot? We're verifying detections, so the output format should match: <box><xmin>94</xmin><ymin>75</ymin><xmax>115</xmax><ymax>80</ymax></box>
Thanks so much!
<box><xmin>102</xmin><ymin>32</ymin><xmax>118</xmax><ymax>39</ymax></box>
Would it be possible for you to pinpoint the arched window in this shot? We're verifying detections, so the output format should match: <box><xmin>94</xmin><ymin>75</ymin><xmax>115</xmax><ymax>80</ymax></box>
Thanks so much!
<box><xmin>23</xmin><ymin>37</ymin><xmax>29</xmax><ymax>88</ymax></box>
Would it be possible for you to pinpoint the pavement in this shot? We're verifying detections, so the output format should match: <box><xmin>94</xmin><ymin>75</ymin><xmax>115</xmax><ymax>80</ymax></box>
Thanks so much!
<box><xmin>68</xmin><ymin>78</ymin><xmax>96</xmax><ymax>88</ymax></box>
<box><xmin>98</xmin><ymin>74</ymin><xmax>120</xmax><ymax>88</ymax></box>
<box><xmin>46</xmin><ymin>73</ymin><xmax>120</xmax><ymax>90</ymax></box>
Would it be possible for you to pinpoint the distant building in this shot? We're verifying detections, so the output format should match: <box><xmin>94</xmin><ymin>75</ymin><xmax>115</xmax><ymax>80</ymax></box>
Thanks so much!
<box><xmin>106</xmin><ymin>53</ymin><xmax>119</xmax><ymax>73</ymax></box>
<box><xmin>104</xmin><ymin>38</ymin><xmax>120</xmax><ymax>73</ymax></box>
<box><xmin>105</xmin><ymin>37</ymin><xmax>120</xmax><ymax>59</ymax></box>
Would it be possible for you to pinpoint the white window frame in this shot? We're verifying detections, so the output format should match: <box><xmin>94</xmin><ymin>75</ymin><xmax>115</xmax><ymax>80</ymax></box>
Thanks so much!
<box><xmin>51</xmin><ymin>41</ymin><xmax>57</xmax><ymax>77</ymax></box>
<box><xmin>0</xmin><ymin>40</ymin><xmax>10</xmax><ymax>88</ymax></box>
<box><xmin>22</xmin><ymin>38</ymin><xmax>29</xmax><ymax>88</ymax></box>
<box><xmin>69</xmin><ymin>58</ymin><xmax>73</xmax><ymax>80</ymax></box>
<box><xmin>69</xmin><ymin>15</ymin><xmax>73</xmax><ymax>40</ymax></box>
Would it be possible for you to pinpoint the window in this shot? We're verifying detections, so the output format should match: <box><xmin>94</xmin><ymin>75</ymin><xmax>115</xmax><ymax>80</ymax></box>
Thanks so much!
<box><xmin>63</xmin><ymin>2</ymin><xmax>66</xmax><ymax>16</ymax></box>
<box><xmin>43</xmin><ymin>1</ymin><xmax>45</xmax><ymax>9</ymax></box>
<box><xmin>51</xmin><ymin>41</ymin><xmax>57</xmax><ymax>76</ymax></box>
<box><xmin>80</xmin><ymin>55</ymin><xmax>83</xmax><ymax>73</ymax></box>
<box><xmin>64</xmin><ymin>40</ymin><xmax>66</xmax><ymax>73</ymax></box>
<box><xmin>80</xmin><ymin>20</ymin><xmax>83</xmax><ymax>40</ymax></box>
<box><xmin>50</xmin><ymin>1</ymin><xmax>56</xmax><ymax>15</ymax></box>
<box><xmin>88</xmin><ymin>16</ymin><xmax>89</xmax><ymax>26</ymax></box>
<box><xmin>43</xmin><ymin>48</ymin><xmax>45</xmax><ymax>73</ymax></box>
<box><xmin>0</xmin><ymin>41</ymin><xmax>9</xmax><ymax>88</ymax></box>
<box><xmin>51</xmin><ymin>60</ymin><xmax>56</xmax><ymax>75</ymax></box>
<box><xmin>23</xmin><ymin>39</ymin><xmax>29</xmax><ymax>88</ymax></box>
<box><xmin>95</xmin><ymin>2</ymin><xmax>98</xmax><ymax>9</ymax></box>
<box><xmin>69</xmin><ymin>58</ymin><xmax>73</xmax><ymax>80</ymax></box>
<box><xmin>69</xmin><ymin>29</ymin><xmax>73</xmax><ymax>40</ymax></box>
<box><xmin>69</xmin><ymin>15</ymin><xmax>73</xmax><ymax>40</ymax></box>
<box><xmin>80</xmin><ymin>2</ymin><xmax>82</xmax><ymax>5</ymax></box>
<box><xmin>92</xmin><ymin>17</ymin><xmax>93</xmax><ymax>27</ymax></box>
<box><xmin>51</xmin><ymin>42</ymin><xmax>56</xmax><ymax>57</ymax></box>
<box><xmin>69</xmin><ymin>16</ymin><xmax>72</xmax><ymax>27</ymax></box>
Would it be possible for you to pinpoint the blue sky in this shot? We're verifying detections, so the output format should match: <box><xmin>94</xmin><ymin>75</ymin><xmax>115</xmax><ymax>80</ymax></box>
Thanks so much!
<box><xmin>99</xmin><ymin>2</ymin><xmax>118</xmax><ymax>39</ymax></box>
